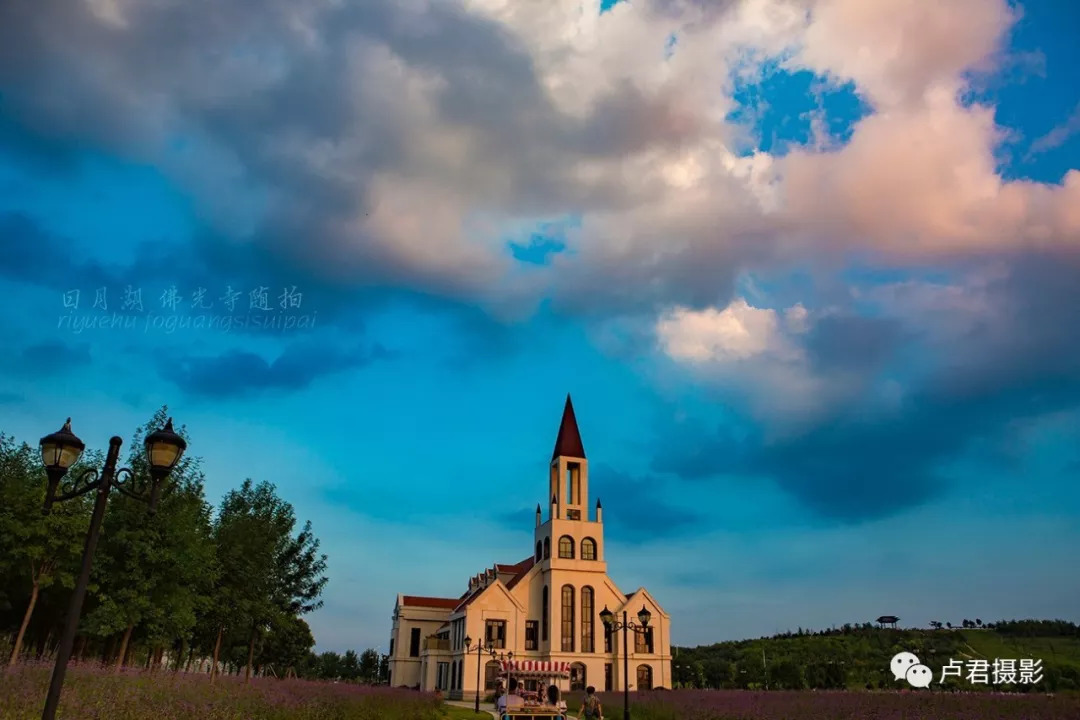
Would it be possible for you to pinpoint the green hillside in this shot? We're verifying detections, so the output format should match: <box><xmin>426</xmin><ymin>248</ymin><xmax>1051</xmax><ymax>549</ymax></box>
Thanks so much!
<box><xmin>672</xmin><ymin>619</ymin><xmax>1080</xmax><ymax>692</ymax></box>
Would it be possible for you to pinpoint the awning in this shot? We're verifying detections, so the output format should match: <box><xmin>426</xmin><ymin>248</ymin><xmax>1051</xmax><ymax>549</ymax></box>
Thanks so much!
<box><xmin>500</xmin><ymin>660</ymin><xmax>571</xmax><ymax>679</ymax></box>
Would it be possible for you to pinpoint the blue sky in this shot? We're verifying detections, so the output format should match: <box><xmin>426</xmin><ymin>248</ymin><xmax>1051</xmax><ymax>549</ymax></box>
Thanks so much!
<box><xmin>1</xmin><ymin>0</ymin><xmax>1079</xmax><ymax>653</ymax></box>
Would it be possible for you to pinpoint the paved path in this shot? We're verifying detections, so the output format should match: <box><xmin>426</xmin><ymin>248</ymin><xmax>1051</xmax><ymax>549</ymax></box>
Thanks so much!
<box><xmin>446</xmin><ymin>700</ymin><xmax>581</xmax><ymax>719</ymax></box>
<box><xmin>447</xmin><ymin>700</ymin><xmax>499</xmax><ymax>718</ymax></box>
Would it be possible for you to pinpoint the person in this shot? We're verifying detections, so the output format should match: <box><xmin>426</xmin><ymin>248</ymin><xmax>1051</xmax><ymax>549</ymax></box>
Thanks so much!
<box><xmin>547</xmin><ymin>684</ymin><xmax>567</xmax><ymax>712</ymax></box>
<box><xmin>496</xmin><ymin>677</ymin><xmax>525</xmax><ymax>715</ymax></box>
<box><xmin>579</xmin><ymin>685</ymin><xmax>602</xmax><ymax>720</ymax></box>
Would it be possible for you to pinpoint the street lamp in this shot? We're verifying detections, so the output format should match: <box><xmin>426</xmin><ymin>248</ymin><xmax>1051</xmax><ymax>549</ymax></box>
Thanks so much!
<box><xmin>36</xmin><ymin>418</ymin><xmax>187</xmax><ymax>720</ymax></box>
<box><xmin>600</xmin><ymin>604</ymin><xmax>652</xmax><ymax>720</ymax></box>
<box><xmin>464</xmin><ymin>636</ymin><xmax>489</xmax><ymax>713</ymax></box>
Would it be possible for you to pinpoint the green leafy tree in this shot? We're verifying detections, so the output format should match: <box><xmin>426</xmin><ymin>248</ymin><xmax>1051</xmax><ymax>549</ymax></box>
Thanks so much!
<box><xmin>81</xmin><ymin>408</ymin><xmax>210</xmax><ymax>669</ymax></box>
<box><xmin>341</xmin><ymin>649</ymin><xmax>360</xmax><ymax>681</ymax></box>
<box><xmin>0</xmin><ymin>434</ymin><xmax>94</xmax><ymax>666</ymax></box>
<box><xmin>359</xmin><ymin>648</ymin><xmax>380</xmax><ymax>682</ymax></box>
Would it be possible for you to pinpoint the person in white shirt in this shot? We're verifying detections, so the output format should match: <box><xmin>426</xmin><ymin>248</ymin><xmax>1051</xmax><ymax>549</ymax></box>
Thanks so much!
<box><xmin>496</xmin><ymin>678</ymin><xmax>525</xmax><ymax>715</ymax></box>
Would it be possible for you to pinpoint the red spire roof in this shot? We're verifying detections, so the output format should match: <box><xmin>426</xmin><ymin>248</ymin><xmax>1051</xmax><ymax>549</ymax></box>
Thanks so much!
<box><xmin>551</xmin><ymin>394</ymin><xmax>586</xmax><ymax>461</ymax></box>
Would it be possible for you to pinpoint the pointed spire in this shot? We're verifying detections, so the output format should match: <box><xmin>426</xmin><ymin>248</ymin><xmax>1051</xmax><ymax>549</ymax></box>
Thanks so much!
<box><xmin>596</xmin><ymin>498</ymin><xmax>602</xmax><ymax>509</ymax></box>
<box><xmin>551</xmin><ymin>394</ymin><xmax>586</xmax><ymax>460</ymax></box>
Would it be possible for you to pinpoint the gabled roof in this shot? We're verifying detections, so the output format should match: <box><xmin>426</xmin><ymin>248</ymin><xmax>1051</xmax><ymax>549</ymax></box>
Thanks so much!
<box><xmin>401</xmin><ymin>595</ymin><xmax>460</xmax><ymax>610</ymax></box>
<box><xmin>455</xmin><ymin>556</ymin><xmax>535</xmax><ymax>612</ymax></box>
<box><xmin>504</xmin><ymin>557</ymin><xmax>536</xmax><ymax>590</ymax></box>
<box><xmin>551</xmin><ymin>394</ymin><xmax>586</xmax><ymax>460</ymax></box>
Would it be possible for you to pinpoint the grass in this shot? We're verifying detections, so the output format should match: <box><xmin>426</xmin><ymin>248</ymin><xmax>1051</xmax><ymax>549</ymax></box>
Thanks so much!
<box><xmin>5</xmin><ymin>662</ymin><xmax>1079</xmax><ymax>720</ymax></box>
<box><xmin>1</xmin><ymin>662</ymin><xmax>443</xmax><ymax>719</ymax></box>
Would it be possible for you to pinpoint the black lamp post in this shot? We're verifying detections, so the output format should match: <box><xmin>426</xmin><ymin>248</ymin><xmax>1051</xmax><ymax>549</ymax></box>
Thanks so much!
<box><xmin>600</xmin><ymin>604</ymin><xmax>652</xmax><ymax>720</ymax></box>
<box><xmin>37</xmin><ymin>418</ymin><xmax>187</xmax><ymax>720</ymax></box>
<box><xmin>464</xmin><ymin>636</ymin><xmax>489</xmax><ymax>713</ymax></box>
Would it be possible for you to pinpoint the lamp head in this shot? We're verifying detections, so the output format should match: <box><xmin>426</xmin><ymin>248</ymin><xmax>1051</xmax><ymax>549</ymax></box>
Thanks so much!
<box><xmin>144</xmin><ymin>417</ymin><xmax>186</xmax><ymax>479</ymax></box>
<box><xmin>39</xmin><ymin>418</ymin><xmax>85</xmax><ymax>473</ymax></box>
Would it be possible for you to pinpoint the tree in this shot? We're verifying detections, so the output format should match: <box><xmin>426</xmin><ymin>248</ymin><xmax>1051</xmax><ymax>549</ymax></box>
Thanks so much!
<box><xmin>257</xmin><ymin>613</ymin><xmax>315</xmax><ymax>676</ymax></box>
<box><xmin>81</xmin><ymin>408</ymin><xmax>213</xmax><ymax>670</ymax></box>
<box><xmin>208</xmin><ymin>479</ymin><xmax>328</xmax><ymax>683</ymax></box>
<box><xmin>0</xmin><ymin>435</ymin><xmax>93</xmax><ymax>666</ymax></box>
<box><xmin>359</xmin><ymin>648</ymin><xmax>380</xmax><ymax>682</ymax></box>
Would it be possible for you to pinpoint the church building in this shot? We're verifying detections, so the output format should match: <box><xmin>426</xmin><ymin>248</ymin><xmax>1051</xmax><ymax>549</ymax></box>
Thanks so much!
<box><xmin>387</xmin><ymin>396</ymin><xmax>672</xmax><ymax>698</ymax></box>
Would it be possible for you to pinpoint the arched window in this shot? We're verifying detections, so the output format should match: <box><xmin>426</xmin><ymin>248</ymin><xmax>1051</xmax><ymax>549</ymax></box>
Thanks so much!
<box><xmin>570</xmin><ymin>662</ymin><xmax>587</xmax><ymax>691</ymax></box>
<box><xmin>535</xmin><ymin>541</ymin><xmax>543</xmax><ymax>562</ymax></box>
<box><xmin>636</xmin><ymin>664</ymin><xmax>653</xmax><ymax>691</ymax></box>
<box><xmin>561</xmin><ymin>585</ymin><xmax>575</xmax><ymax>652</ymax></box>
<box><xmin>541</xmin><ymin>586</ymin><xmax>549</xmax><ymax>642</ymax></box>
<box><xmin>543</xmin><ymin>537</ymin><xmax>551</xmax><ymax>559</ymax></box>
<box><xmin>581</xmin><ymin>586</ymin><xmax>594</xmax><ymax>652</ymax></box>
<box><xmin>581</xmin><ymin>537</ymin><xmax>597</xmax><ymax>560</ymax></box>
<box><xmin>485</xmin><ymin>660</ymin><xmax>501</xmax><ymax>690</ymax></box>
<box><xmin>558</xmin><ymin>535</ymin><xmax>575</xmax><ymax>559</ymax></box>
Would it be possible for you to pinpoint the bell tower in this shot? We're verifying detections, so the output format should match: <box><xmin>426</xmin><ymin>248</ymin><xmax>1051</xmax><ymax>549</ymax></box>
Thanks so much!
<box><xmin>550</xmin><ymin>394</ymin><xmax>588</xmax><ymax>520</ymax></box>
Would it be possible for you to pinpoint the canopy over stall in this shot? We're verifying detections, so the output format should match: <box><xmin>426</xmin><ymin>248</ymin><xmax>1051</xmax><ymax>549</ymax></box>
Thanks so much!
<box><xmin>500</xmin><ymin>660</ymin><xmax>571</xmax><ymax>679</ymax></box>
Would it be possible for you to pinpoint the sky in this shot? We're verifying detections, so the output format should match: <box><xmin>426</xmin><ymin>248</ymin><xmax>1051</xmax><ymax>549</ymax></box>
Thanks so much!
<box><xmin>1</xmin><ymin>0</ymin><xmax>1079</xmax><ymax>654</ymax></box>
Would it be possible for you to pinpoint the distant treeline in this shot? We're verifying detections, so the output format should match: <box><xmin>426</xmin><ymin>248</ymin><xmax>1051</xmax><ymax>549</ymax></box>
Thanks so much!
<box><xmin>672</xmin><ymin>620</ymin><xmax>1080</xmax><ymax>693</ymax></box>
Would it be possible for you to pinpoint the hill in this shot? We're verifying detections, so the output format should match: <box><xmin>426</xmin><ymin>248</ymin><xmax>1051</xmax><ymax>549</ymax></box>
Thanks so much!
<box><xmin>673</xmin><ymin>619</ymin><xmax>1080</xmax><ymax>692</ymax></box>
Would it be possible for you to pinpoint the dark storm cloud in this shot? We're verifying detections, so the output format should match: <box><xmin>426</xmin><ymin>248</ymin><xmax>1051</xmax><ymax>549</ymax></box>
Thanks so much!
<box><xmin>2</xmin><ymin>340</ymin><xmax>92</xmax><ymax>377</ymax></box>
<box><xmin>495</xmin><ymin>464</ymin><xmax>704</xmax><ymax>542</ymax></box>
<box><xmin>654</xmin><ymin>252</ymin><xmax>1080</xmax><ymax>522</ymax></box>
<box><xmin>156</xmin><ymin>340</ymin><xmax>393</xmax><ymax>399</ymax></box>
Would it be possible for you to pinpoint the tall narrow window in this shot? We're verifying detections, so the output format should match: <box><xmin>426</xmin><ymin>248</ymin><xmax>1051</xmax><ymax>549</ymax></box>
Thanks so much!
<box><xmin>525</xmin><ymin>621</ymin><xmax>539</xmax><ymax>651</ymax></box>
<box><xmin>565</xmin><ymin>462</ymin><xmax>581</xmax><ymax>504</ymax></box>
<box><xmin>634</xmin><ymin>626</ymin><xmax>655</xmax><ymax>654</ymax></box>
<box><xmin>558</xmin><ymin>535</ymin><xmax>574</xmax><ymax>559</ymax></box>
<box><xmin>581</xmin><ymin>537</ymin><xmax>597</xmax><ymax>560</ymax></box>
<box><xmin>543</xmin><ymin>537</ymin><xmax>550</xmax><ymax>559</ymax></box>
<box><xmin>485</xmin><ymin>661</ymin><xmax>501</xmax><ymax>690</ymax></box>
<box><xmin>541</xmin><ymin>586</ymin><xmax>549</xmax><ymax>642</ymax></box>
<box><xmin>637</xmin><ymin>664</ymin><xmax>653</xmax><ymax>690</ymax></box>
<box><xmin>581</xmin><ymin>586</ymin><xmax>594</xmax><ymax>652</ymax></box>
<box><xmin>389</xmin><ymin>638</ymin><xmax>395</xmax><ymax>657</ymax></box>
<box><xmin>485</xmin><ymin>620</ymin><xmax>506</xmax><ymax>649</ymax></box>
<box><xmin>561</xmin><ymin>585</ymin><xmax>575</xmax><ymax>652</ymax></box>
<box><xmin>604</xmin><ymin>624</ymin><xmax>612</xmax><ymax>653</ymax></box>
<box><xmin>535</xmin><ymin>541</ymin><xmax>542</xmax><ymax>561</ymax></box>
<box><xmin>410</xmin><ymin>627</ymin><xmax>421</xmax><ymax>657</ymax></box>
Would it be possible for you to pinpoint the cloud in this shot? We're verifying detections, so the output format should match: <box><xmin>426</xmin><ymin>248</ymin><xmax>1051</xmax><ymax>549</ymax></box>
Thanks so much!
<box><xmin>157</xmin><ymin>340</ymin><xmax>392</xmax><ymax>399</ymax></box>
<box><xmin>489</xmin><ymin>465</ymin><xmax>703</xmax><ymax>542</ymax></box>
<box><xmin>0</xmin><ymin>0</ymin><xmax>1073</xmax><ymax>326</ymax></box>
<box><xmin>1027</xmin><ymin>101</ymin><xmax>1080</xmax><ymax>158</ymax></box>
<box><xmin>3</xmin><ymin>340</ymin><xmax>92</xmax><ymax>377</ymax></box>
<box><xmin>653</xmin><ymin>253</ymin><xmax>1080</xmax><ymax>520</ymax></box>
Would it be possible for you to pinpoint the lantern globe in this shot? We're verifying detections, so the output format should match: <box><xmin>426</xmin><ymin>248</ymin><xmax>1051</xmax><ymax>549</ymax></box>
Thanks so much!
<box><xmin>144</xmin><ymin>417</ymin><xmax>186</xmax><ymax>474</ymax></box>
<box><xmin>39</xmin><ymin>418</ymin><xmax>85</xmax><ymax>471</ymax></box>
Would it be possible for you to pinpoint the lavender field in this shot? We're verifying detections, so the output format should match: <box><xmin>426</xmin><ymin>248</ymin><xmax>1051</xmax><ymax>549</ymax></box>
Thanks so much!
<box><xmin>562</xmin><ymin>689</ymin><xmax>1080</xmax><ymax>720</ymax></box>
<box><xmin>5</xmin><ymin>666</ymin><xmax>1080</xmax><ymax>720</ymax></box>
<box><xmin>0</xmin><ymin>663</ymin><xmax>442</xmax><ymax>720</ymax></box>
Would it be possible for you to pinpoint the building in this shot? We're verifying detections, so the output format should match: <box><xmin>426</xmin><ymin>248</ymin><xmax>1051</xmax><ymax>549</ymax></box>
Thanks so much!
<box><xmin>387</xmin><ymin>395</ymin><xmax>672</xmax><ymax>698</ymax></box>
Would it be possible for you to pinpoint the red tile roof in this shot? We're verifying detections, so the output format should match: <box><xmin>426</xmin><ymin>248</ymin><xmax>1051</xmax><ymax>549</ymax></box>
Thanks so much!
<box><xmin>401</xmin><ymin>595</ymin><xmax>460</xmax><ymax>609</ymax></box>
<box><xmin>504</xmin><ymin>557</ymin><xmax>536</xmax><ymax>590</ymax></box>
<box><xmin>452</xmin><ymin>556</ymin><xmax>536</xmax><ymax>612</ymax></box>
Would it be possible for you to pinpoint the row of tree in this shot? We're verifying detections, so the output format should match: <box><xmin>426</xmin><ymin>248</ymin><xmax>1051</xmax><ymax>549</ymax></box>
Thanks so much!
<box><xmin>672</xmin><ymin>621</ymin><xmax>1080</xmax><ymax>692</ymax></box>
<box><xmin>0</xmin><ymin>408</ymin><xmax>330</xmax><ymax>680</ymax></box>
